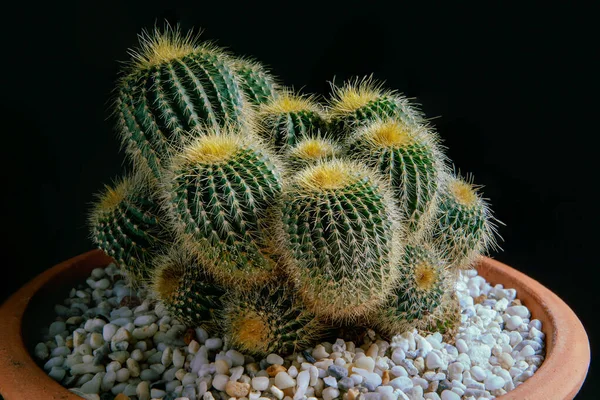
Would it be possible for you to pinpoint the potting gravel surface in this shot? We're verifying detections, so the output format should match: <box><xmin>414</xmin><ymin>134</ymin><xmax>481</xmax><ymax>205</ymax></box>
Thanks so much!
<box><xmin>34</xmin><ymin>263</ymin><xmax>545</xmax><ymax>400</ymax></box>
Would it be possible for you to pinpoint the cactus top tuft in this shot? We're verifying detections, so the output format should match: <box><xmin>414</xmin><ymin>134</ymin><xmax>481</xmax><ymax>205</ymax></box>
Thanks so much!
<box><xmin>229</xmin><ymin>311</ymin><xmax>270</xmax><ymax>353</ymax></box>
<box><xmin>260</xmin><ymin>91</ymin><xmax>321</xmax><ymax>114</ymax></box>
<box><xmin>414</xmin><ymin>261</ymin><xmax>438</xmax><ymax>291</ymax></box>
<box><xmin>328</xmin><ymin>77</ymin><xmax>387</xmax><ymax>115</ymax></box>
<box><xmin>291</xmin><ymin>138</ymin><xmax>337</xmax><ymax>161</ymax></box>
<box><xmin>296</xmin><ymin>160</ymin><xmax>366</xmax><ymax>191</ymax></box>
<box><xmin>361</xmin><ymin>120</ymin><xmax>415</xmax><ymax>148</ymax></box>
<box><xmin>448</xmin><ymin>179</ymin><xmax>478</xmax><ymax>207</ymax></box>
<box><xmin>178</xmin><ymin>133</ymin><xmax>244</xmax><ymax>165</ymax></box>
<box><xmin>128</xmin><ymin>24</ymin><xmax>202</xmax><ymax>70</ymax></box>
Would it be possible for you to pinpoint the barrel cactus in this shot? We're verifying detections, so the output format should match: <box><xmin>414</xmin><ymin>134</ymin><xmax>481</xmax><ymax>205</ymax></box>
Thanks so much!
<box><xmin>433</xmin><ymin>172</ymin><xmax>500</xmax><ymax>270</ymax></box>
<box><xmin>88</xmin><ymin>171</ymin><xmax>169</xmax><ymax>284</ymax></box>
<box><xmin>161</xmin><ymin>126</ymin><xmax>283</xmax><ymax>287</ymax></box>
<box><xmin>149</xmin><ymin>247</ymin><xmax>225</xmax><ymax>330</ymax></box>
<box><xmin>347</xmin><ymin>118</ymin><xmax>447</xmax><ymax>236</ymax></box>
<box><xmin>370</xmin><ymin>243</ymin><xmax>452</xmax><ymax>337</ymax></box>
<box><xmin>327</xmin><ymin>77</ymin><xmax>425</xmax><ymax>139</ymax></box>
<box><xmin>219</xmin><ymin>284</ymin><xmax>328</xmax><ymax>356</ymax></box>
<box><xmin>88</xmin><ymin>24</ymin><xmax>503</xmax><ymax>357</ymax></box>
<box><xmin>258</xmin><ymin>90</ymin><xmax>328</xmax><ymax>150</ymax></box>
<box><xmin>115</xmin><ymin>25</ymin><xmax>250</xmax><ymax>179</ymax></box>
<box><xmin>277</xmin><ymin>159</ymin><xmax>403</xmax><ymax>323</ymax></box>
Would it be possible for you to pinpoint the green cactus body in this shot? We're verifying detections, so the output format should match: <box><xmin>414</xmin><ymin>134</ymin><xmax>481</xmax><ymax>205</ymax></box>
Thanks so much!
<box><xmin>89</xmin><ymin>172</ymin><xmax>168</xmax><ymax>283</ymax></box>
<box><xmin>116</xmin><ymin>27</ymin><xmax>248</xmax><ymax>179</ymax></box>
<box><xmin>434</xmin><ymin>173</ymin><xmax>500</xmax><ymax>269</ymax></box>
<box><xmin>220</xmin><ymin>284</ymin><xmax>328</xmax><ymax>356</ymax></box>
<box><xmin>278</xmin><ymin>160</ymin><xmax>401</xmax><ymax>322</ymax></box>
<box><xmin>258</xmin><ymin>91</ymin><xmax>328</xmax><ymax>150</ymax></box>
<box><xmin>348</xmin><ymin>119</ymin><xmax>445</xmax><ymax>236</ymax></box>
<box><xmin>372</xmin><ymin>244</ymin><xmax>450</xmax><ymax>337</ymax></box>
<box><xmin>150</xmin><ymin>248</ymin><xmax>224</xmax><ymax>330</ymax></box>
<box><xmin>420</xmin><ymin>292</ymin><xmax>461</xmax><ymax>343</ymax></box>
<box><xmin>231</xmin><ymin>58</ymin><xmax>279</xmax><ymax>105</ymax></box>
<box><xmin>287</xmin><ymin>135</ymin><xmax>341</xmax><ymax>170</ymax></box>
<box><xmin>163</xmin><ymin>129</ymin><xmax>283</xmax><ymax>287</ymax></box>
<box><xmin>327</xmin><ymin>78</ymin><xmax>424</xmax><ymax>139</ymax></box>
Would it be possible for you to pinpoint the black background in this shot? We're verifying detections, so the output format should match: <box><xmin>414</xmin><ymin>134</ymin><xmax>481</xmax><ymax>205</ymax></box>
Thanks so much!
<box><xmin>2</xmin><ymin>1</ymin><xmax>597</xmax><ymax>398</ymax></box>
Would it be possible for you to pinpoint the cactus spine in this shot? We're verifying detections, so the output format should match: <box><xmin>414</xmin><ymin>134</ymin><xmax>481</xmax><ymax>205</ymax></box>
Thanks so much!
<box><xmin>278</xmin><ymin>159</ymin><xmax>402</xmax><ymax>322</ymax></box>
<box><xmin>371</xmin><ymin>244</ymin><xmax>451</xmax><ymax>337</ymax></box>
<box><xmin>433</xmin><ymin>173</ymin><xmax>500</xmax><ymax>269</ymax></box>
<box><xmin>258</xmin><ymin>91</ymin><xmax>328</xmax><ymax>150</ymax></box>
<box><xmin>347</xmin><ymin>119</ymin><xmax>446</xmax><ymax>235</ymax></box>
<box><xmin>115</xmin><ymin>26</ymin><xmax>248</xmax><ymax>179</ymax></box>
<box><xmin>231</xmin><ymin>58</ymin><xmax>279</xmax><ymax>105</ymax></box>
<box><xmin>162</xmin><ymin>127</ymin><xmax>283</xmax><ymax>287</ymax></box>
<box><xmin>89</xmin><ymin>172</ymin><xmax>168</xmax><ymax>283</ymax></box>
<box><xmin>150</xmin><ymin>247</ymin><xmax>224</xmax><ymax>329</ymax></box>
<box><xmin>327</xmin><ymin>77</ymin><xmax>424</xmax><ymax>138</ymax></box>
<box><xmin>219</xmin><ymin>284</ymin><xmax>328</xmax><ymax>356</ymax></box>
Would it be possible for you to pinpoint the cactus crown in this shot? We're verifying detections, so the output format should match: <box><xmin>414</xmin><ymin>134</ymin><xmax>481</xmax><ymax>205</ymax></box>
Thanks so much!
<box><xmin>128</xmin><ymin>24</ymin><xmax>202</xmax><ymax>70</ymax></box>
<box><xmin>260</xmin><ymin>90</ymin><xmax>322</xmax><ymax>114</ymax></box>
<box><xmin>287</xmin><ymin>136</ymin><xmax>340</xmax><ymax>167</ymax></box>
<box><xmin>328</xmin><ymin>77</ymin><xmax>386</xmax><ymax>116</ymax></box>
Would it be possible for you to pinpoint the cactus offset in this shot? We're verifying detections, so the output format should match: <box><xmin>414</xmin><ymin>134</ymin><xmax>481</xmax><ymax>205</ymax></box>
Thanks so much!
<box><xmin>162</xmin><ymin>126</ymin><xmax>283</xmax><ymax>287</ymax></box>
<box><xmin>278</xmin><ymin>159</ymin><xmax>402</xmax><ymax>322</ymax></box>
<box><xmin>150</xmin><ymin>247</ymin><xmax>225</xmax><ymax>330</ymax></box>
<box><xmin>89</xmin><ymin>172</ymin><xmax>169</xmax><ymax>284</ymax></box>
<box><xmin>219</xmin><ymin>284</ymin><xmax>328</xmax><ymax>356</ymax></box>
<box><xmin>327</xmin><ymin>77</ymin><xmax>424</xmax><ymax>139</ymax></box>
<box><xmin>347</xmin><ymin>119</ymin><xmax>446</xmax><ymax>236</ymax></box>
<box><xmin>433</xmin><ymin>173</ymin><xmax>501</xmax><ymax>269</ymax></box>
<box><xmin>258</xmin><ymin>90</ymin><xmax>328</xmax><ymax>150</ymax></box>
<box><xmin>231</xmin><ymin>58</ymin><xmax>279</xmax><ymax>105</ymax></box>
<box><xmin>371</xmin><ymin>243</ymin><xmax>451</xmax><ymax>337</ymax></box>
<box><xmin>115</xmin><ymin>25</ymin><xmax>249</xmax><ymax>179</ymax></box>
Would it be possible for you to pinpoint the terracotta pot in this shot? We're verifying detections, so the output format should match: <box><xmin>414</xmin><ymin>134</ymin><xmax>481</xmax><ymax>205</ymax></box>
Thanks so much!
<box><xmin>0</xmin><ymin>250</ymin><xmax>590</xmax><ymax>399</ymax></box>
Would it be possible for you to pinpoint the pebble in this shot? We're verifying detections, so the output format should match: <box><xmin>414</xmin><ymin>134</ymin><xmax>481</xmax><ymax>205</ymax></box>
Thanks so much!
<box><xmin>267</xmin><ymin>353</ymin><xmax>285</xmax><ymax>365</ymax></box>
<box><xmin>275</xmin><ymin>371</ymin><xmax>296</xmax><ymax>389</ymax></box>
<box><xmin>484</xmin><ymin>375</ymin><xmax>505</xmax><ymax>390</ymax></box>
<box><xmin>36</xmin><ymin>262</ymin><xmax>546</xmax><ymax>400</ymax></box>
<box><xmin>252</xmin><ymin>376</ymin><xmax>270</xmax><ymax>391</ymax></box>
<box><xmin>322</xmin><ymin>387</ymin><xmax>340</xmax><ymax>400</ymax></box>
<box><xmin>440</xmin><ymin>390</ymin><xmax>460</xmax><ymax>400</ymax></box>
<box><xmin>205</xmin><ymin>338</ymin><xmax>222</xmax><ymax>350</ymax></box>
<box><xmin>225</xmin><ymin>381</ymin><xmax>251</xmax><ymax>397</ymax></box>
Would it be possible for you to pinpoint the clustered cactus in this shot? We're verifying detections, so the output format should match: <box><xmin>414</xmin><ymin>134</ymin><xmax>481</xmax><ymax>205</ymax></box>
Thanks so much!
<box><xmin>89</xmin><ymin>24</ymin><xmax>500</xmax><ymax>356</ymax></box>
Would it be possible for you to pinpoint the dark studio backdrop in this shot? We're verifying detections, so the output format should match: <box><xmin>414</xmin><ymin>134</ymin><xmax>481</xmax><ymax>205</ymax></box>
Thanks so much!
<box><xmin>2</xmin><ymin>1</ymin><xmax>597</xmax><ymax>398</ymax></box>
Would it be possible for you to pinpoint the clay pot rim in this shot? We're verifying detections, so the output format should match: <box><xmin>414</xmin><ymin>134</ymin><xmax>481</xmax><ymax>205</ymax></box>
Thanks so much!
<box><xmin>0</xmin><ymin>250</ymin><xmax>591</xmax><ymax>399</ymax></box>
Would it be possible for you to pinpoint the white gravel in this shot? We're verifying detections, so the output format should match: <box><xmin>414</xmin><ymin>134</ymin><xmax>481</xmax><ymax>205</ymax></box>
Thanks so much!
<box><xmin>35</xmin><ymin>263</ymin><xmax>545</xmax><ymax>400</ymax></box>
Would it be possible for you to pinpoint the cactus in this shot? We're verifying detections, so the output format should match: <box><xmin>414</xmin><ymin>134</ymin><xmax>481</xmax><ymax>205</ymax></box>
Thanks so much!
<box><xmin>115</xmin><ymin>25</ymin><xmax>249</xmax><ymax>179</ymax></box>
<box><xmin>219</xmin><ymin>284</ymin><xmax>328</xmax><ymax>356</ymax></box>
<box><xmin>433</xmin><ymin>173</ymin><xmax>500</xmax><ymax>269</ymax></box>
<box><xmin>371</xmin><ymin>243</ymin><xmax>451</xmax><ymax>337</ymax></box>
<box><xmin>258</xmin><ymin>90</ymin><xmax>328</xmax><ymax>150</ymax></box>
<box><xmin>327</xmin><ymin>77</ymin><xmax>424</xmax><ymax>139</ymax></box>
<box><xmin>88</xmin><ymin>171</ymin><xmax>168</xmax><ymax>283</ymax></box>
<box><xmin>347</xmin><ymin>119</ymin><xmax>446</xmax><ymax>236</ymax></box>
<box><xmin>277</xmin><ymin>159</ymin><xmax>402</xmax><ymax>322</ymax></box>
<box><xmin>231</xmin><ymin>58</ymin><xmax>279</xmax><ymax>105</ymax></box>
<box><xmin>162</xmin><ymin>127</ymin><xmax>283</xmax><ymax>287</ymax></box>
<box><xmin>150</xmin><ymin>247</ymin><xmax>225</xmax><ymax>330</ymax></box>
<box><xmin>286</xmin><ymin>135</ymin><xmax>341</xmax><ymax>170</ymax></box>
